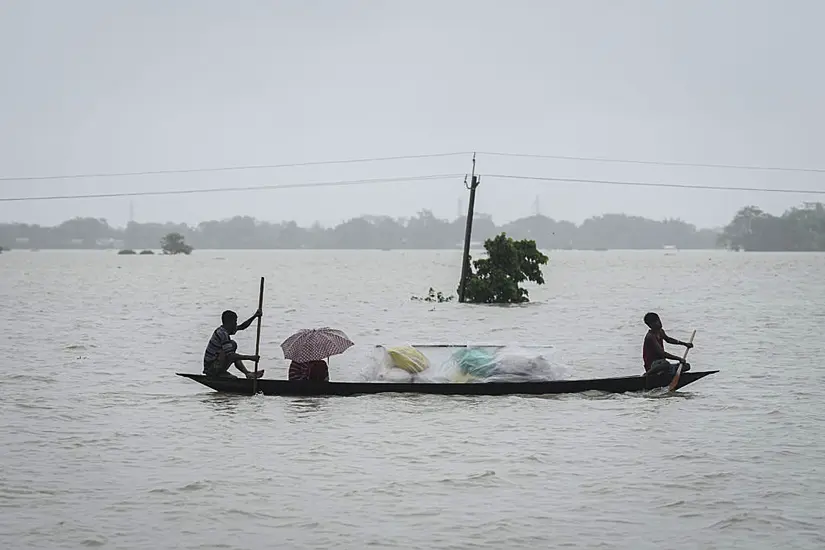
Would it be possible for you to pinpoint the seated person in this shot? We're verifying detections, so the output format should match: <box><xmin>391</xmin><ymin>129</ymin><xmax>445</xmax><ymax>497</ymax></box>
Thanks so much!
<box><xmin>642</xmin><ymin>312</ymin><xmax>693</xmax><ymax>376</ymax></box>
<box><xmin>288</xmin><ymin>360</ymin><xmax>329</xmax><ymax>381</ymax></box>
<box><xmin>203</xmin><ymin>309</ymin><xmax>264</xmax><ymax>379</ymax></box>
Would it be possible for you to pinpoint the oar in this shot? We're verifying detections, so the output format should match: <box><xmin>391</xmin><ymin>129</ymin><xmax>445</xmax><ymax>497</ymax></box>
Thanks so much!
<box><xmin>252</xmin><ymin>276</ymin><xmax>265</xmax><ymax>395</ymax></box>
<box><xmin>668</xmin><ymin>330</ymin><xmax>696</xmax><ymax>392</ymax></box>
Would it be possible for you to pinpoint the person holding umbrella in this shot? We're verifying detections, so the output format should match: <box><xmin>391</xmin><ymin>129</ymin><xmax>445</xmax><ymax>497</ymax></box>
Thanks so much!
<box><xmin>282</xmin><ymin>328</ymin><xmax>354</xmax><ymax>381</ymax></box>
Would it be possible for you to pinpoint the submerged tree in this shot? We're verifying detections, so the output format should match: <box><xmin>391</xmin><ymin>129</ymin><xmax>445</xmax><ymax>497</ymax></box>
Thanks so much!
<box><xmin>462</xmin><ymin>233</ymin><xmax>549</xmax><ymax>304</ymax></box>
<box><xmin>161</xmin><ymin>232</ymin><xmax>193</xmax><ymax>255</ymax></box>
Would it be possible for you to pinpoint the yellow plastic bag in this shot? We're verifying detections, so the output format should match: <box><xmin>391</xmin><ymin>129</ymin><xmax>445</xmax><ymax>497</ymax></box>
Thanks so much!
<box><xmin>386</xmin><ymin>346</ymin><xmax>431</xmax><ymax>374</ymax></box>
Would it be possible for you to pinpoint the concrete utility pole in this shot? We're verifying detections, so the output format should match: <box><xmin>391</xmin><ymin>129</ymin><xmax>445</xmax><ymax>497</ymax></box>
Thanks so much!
<box><xmin>457</xmin><ymin>153</ymin><xmax>480</xmax><ymax>303</ymax></box>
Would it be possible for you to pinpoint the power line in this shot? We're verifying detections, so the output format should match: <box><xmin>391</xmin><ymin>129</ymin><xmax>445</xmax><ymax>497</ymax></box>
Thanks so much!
<box><xmin>0</xmin><ymin>174</ymin><xmax>464</xmax><ymax>202</ymax></box>
<box><xmin>4</xmin><ymin>150</ymin><xmax>825</xmax><ymax>184</ymax></box>
<box><xmin>2</xmin><ymin>171</ymin><xmax>822</xmax><ymax>204</ymax></box>
<box><xmin>479</xmin><ymin>151</ymin><xmax>825</xmax><ymax>175</ymax></box>
<box><xmin>0</xmin><ymin>151</ymin><xmax>472</xmax><ymax>183</ymax></box>
<box><xmin>485</xmin><ymin>174</ymin><xmax>825</xmax><ymax>195</ymax></box>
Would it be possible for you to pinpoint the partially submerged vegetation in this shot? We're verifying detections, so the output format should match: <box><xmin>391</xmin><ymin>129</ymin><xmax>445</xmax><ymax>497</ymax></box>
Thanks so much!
<box><xmin>462</xmin><ymin>233</ymin><xmax>548</xmax><ymax>304</ymax></box>
<box><xmin>411</xmin><ymin>288</ymin><xmax>455</xmax><ymax>303</ymax></box>
<box><xmin>118</xmin><ymin>249</ymin><xmax>154</xmax><ymax>255</ymax></box>
<box><xmin>161</xmin><ymin>233</ymin><xmax>193</xmax><ymax>255</ymax></box>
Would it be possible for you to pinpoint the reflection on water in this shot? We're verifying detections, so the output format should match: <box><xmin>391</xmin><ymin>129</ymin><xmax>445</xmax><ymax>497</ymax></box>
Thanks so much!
<box><xmin>282</xmin><ymin>397</ymin><xmax>328</xmax><ymax>417</ymax></box>
<box><xmin>198</xmin><ymin>393</ymin><xmax>246</xmax><ymax>417</ymax></box>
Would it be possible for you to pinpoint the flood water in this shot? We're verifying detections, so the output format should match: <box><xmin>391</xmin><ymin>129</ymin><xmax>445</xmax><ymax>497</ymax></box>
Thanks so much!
<box><xmin>1</xmin><ymin>249</ymin><xmax>824</xmax><ymax>549</ymax></box>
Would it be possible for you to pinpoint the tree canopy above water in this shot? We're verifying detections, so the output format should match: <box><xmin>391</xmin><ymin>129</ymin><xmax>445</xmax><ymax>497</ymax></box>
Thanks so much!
<box><xmin>462</xmin><ymin>233</ymin><xmax>549</xmax><ymax>304</ymax></box>
<box><xmin>161</xmin><ymin>232</ymin><xmax>193</xmax><ymax>255</ymax></box>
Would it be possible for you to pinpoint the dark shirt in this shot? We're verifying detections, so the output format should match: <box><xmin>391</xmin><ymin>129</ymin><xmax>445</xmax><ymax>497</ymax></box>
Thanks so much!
<box><xmin>288</xmin><ymin>360</ymin><xmax>329</xmax><ymax>381</ymax></box>
<box><xmin>642</xmin><ymin>330</ymin><xmax>665</xmax><ymax>371</ymax></box>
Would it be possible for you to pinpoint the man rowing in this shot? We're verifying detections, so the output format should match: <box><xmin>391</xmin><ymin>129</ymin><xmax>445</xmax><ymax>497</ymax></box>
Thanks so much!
<box><xmin>203</xmin><ymin>309</ymin><xmax>265</xmax><ymax>379</ymax></box>
<box><xmin>643</xmin><ymin>312</ymin><xmax>693</xmax><ymax>376</ymax></box>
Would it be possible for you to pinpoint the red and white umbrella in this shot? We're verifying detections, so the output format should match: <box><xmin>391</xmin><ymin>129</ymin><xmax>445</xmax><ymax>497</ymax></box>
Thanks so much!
<box><xmin>280</xmin><ymin>327</ymin><xmax>354</xmax><ymax>363</ymax></box>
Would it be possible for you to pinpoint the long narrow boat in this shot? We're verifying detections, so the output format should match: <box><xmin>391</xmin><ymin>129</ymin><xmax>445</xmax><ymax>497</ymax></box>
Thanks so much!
<box><xmin>176</xmin><ymin>370</ymin><xmax>718</xmax><ymax>397</ymax></box>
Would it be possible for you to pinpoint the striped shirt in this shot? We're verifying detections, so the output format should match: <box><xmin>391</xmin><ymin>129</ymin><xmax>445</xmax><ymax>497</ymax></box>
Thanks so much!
<box><xmin>204</xmin><ymin>326</ymin><xmax>237</xmax><ymax>364</ymax></box>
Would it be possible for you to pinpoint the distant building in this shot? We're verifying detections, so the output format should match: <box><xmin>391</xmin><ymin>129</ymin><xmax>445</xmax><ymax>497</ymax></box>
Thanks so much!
<box><xmin>96</xmin><ymin>238</ymin><xmax>125</xmax><ymax>249</ymax></box>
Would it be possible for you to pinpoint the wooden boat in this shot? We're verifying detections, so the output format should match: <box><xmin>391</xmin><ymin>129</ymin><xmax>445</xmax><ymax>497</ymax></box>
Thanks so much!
<box><xmin>176</xmin><ymin>370</ymin><xmax>718</xmax><ymax>397</ymax></box>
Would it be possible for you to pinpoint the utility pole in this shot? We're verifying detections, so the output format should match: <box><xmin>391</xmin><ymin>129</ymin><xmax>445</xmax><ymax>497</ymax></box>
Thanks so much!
<box><xmin>457</xmin><ymin>153</ymin><xmax>480</xmax><ymax>303</ymax></box>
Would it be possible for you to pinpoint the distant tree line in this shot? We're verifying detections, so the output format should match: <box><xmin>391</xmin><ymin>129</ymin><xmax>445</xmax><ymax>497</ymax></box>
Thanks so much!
<box><xmin>0</xmin><ymin>203</ymin><xmax>820</xmax><ymax>251</ymax></box>
<box><xmin>717</xmin><ymin>203</ymin><xmax>825</xmax><ymax>252</ymax></box>
<box><xmin>0</xmin><ymin>210</ymin><xmax>718</xmax><ymax>250</ymax></box>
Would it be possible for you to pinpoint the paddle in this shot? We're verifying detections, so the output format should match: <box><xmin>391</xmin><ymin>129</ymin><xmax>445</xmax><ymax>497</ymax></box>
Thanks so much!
<box><xmin>668</xmin><ymin>330</ymin><xmax>696</xmax><ymax>392</ymax></box>
<box><xmin>252</xmin><ymin>276</ymin><xmax>265</xmax><ymax>395</ymax></box>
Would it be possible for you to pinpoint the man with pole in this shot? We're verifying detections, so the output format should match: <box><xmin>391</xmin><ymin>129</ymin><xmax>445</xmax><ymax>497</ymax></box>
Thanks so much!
<box><xmin>202</xmin><ymin>308</ymin><xmax>264</xmax><ymax>379</ymax></box>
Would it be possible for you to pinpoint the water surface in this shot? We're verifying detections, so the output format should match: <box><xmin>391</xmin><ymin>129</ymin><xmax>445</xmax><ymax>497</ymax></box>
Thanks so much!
<box><xmin>1</xmin><ymin>250</ymin><xmax>823</xmax><ymax>549</ymax></box>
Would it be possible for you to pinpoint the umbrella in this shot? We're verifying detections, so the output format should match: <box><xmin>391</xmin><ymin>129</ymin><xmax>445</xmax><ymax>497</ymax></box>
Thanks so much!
<box><xmin>281</xmin><ymin>327</ymin><xmax>354</xmax><ymax>363</ymax></box>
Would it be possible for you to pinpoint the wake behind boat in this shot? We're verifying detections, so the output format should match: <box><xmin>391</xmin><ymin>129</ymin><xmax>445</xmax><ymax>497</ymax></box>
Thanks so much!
<box><xmin>176</xmin><ymin>369</ymin><xmax>718</xmax><ymax>397</ymax></box>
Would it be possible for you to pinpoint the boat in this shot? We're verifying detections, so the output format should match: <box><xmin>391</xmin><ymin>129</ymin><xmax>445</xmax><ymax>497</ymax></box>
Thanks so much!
<box><xmin>176</xmin><ymin>370</ymin><xmax>718</xmax><ymax>397</ymax></box>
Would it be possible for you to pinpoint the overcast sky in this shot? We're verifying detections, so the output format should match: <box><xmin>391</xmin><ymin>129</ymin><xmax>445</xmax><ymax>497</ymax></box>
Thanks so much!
<box><xmin>1</xmin><ymin>0</ymin><xmax>823</xmax><ymax>229</ymax></box>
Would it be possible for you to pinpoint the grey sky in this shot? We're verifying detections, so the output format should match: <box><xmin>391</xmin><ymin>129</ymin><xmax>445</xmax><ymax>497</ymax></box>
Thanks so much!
<box><xmin>1</xmin><ymin>0</ymin><xmax>823</xmax><ymax>229</ymax></box>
